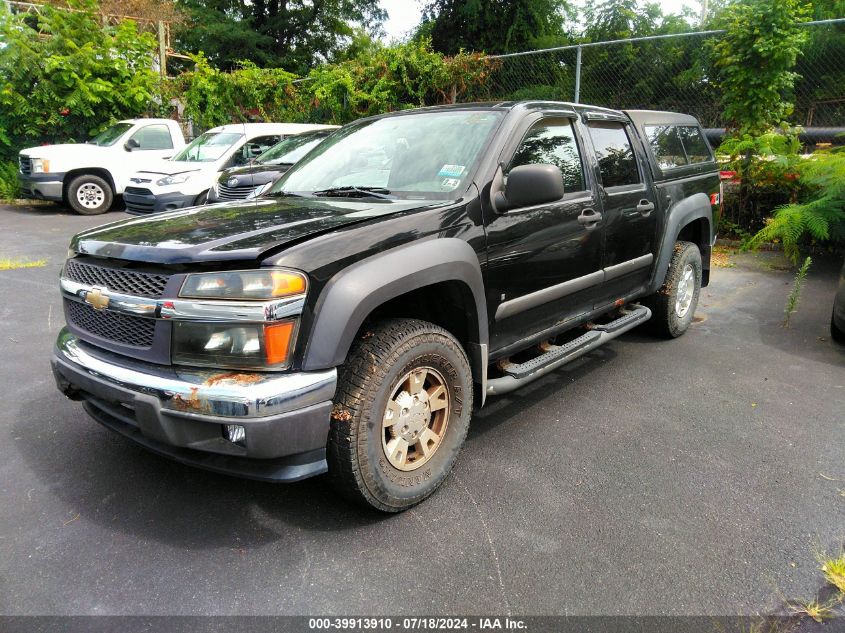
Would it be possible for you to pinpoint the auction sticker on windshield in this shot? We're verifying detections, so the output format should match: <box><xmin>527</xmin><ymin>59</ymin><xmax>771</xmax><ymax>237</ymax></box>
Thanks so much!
<box><xmin>438</xmin><ymin>165</ymin><xmax>465</xmax><ymax>178</ymax></box>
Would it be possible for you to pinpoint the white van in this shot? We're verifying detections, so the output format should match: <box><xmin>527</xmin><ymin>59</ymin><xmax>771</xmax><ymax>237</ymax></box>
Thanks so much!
<box><xmin>123</xmin><ymin>123</ymin><xmax>336</xmax><ymax>214</ymax></box>
<box><xmin>18</xmin><ymin>119</ymin><xmax>186</xmax><ymax>215</ymax></box>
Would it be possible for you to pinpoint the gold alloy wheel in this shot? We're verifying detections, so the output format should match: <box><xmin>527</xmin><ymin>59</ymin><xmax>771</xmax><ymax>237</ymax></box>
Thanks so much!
<box><xmin>381</xmin><ymin>366</ymin><xmax>450</xmax><ymax>471</ymax></box>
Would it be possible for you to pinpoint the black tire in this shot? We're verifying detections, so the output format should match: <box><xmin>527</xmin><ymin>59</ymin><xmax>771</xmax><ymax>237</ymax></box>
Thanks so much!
<box><xmin>327</xmin><ymin>318</ymin><xmax>473</xmax><ymax>512</ymax></box>
<box><xmin>832</xmin><ymin>312</ymin><xmax>845</xmax><ymax>344</ymax></box>
<box><xmin>66</xmin><ymin>174</ymin><xmax>113</xmax><ymax>215</ymax></box>
<box><xmin>643</xmin><ymin>241</ymin><xmax>702</xmax><ymax>338</ymax></box>
<box><xmin>193</xmin><ymin>190</ymin><xmax>209</xmax><ymax>206</ymax></box>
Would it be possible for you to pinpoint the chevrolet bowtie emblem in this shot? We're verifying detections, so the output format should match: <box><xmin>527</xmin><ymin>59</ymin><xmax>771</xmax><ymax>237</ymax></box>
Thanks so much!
<box><xmin>84</xmin><ymin>287</ymin><xmax>110</xmax><ymax>311</ymax></box>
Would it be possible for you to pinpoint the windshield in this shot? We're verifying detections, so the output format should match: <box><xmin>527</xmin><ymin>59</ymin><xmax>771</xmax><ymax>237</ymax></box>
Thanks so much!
<box><xmin>269</xmin><ymin>110</ymin><xmax>503</xmax><ymax>199</ymax></box>
<box><xmin>172</xmin><ymin>131</ymin><xmax>243</xmax><ymax>163</ymax></box>
<box><xmin>257</xmin><ymin>133</ymin><xmax>329</xmax><ymax>166</ymax></box>
<box><xmin>90</xmin><ymin>123</ymin><xmax>133</xmax><ymax>146</ymax></box>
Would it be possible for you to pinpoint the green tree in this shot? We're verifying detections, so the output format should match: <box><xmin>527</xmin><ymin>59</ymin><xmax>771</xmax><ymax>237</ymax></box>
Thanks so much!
<box><xmin>420</xmin><ymin>0</ymin><xmax>573</xmax><ymax>55</ymax></box>
<box><xmin>171</xmin><ymin>56</ymin><xmax>297</xmax><ymax>131</ymax></box>
<box><xmin>294</xmin><ymin>39</ymin><xmax>498</xmax><ymax>124</ymax></box>
<box><xmin>711</xmin><ymin>0</ymin><xmax>810</xmax><ymax>136</ymax></box>
<box><xmin>583</xmin><ymin>0</ymin><xmax>692</xmax><ymax>41</ymax></box>
<box><xmin>0</xmin><ymin>0</ymin><xmax>162</xmax><ymax>159</ymax></box>
<box><xmin>575</xmin><ymin>0</ymin><xmax>714</xmax><ymax>118</ymax></box>
<box><xmin>174</xmin><ymin>0</ymin><xmax>386</xmax><ymax>74</ymax></box>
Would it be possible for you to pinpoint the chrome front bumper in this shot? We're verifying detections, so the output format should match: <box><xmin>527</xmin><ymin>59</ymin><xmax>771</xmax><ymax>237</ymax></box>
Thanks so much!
<box><xmin>51</xmin><ymin>329</ymin><xmax>337</xmax><ymax>482</ymax></box>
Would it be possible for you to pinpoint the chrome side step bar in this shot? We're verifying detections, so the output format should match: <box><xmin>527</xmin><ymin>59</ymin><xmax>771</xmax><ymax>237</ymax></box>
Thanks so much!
<box><xmin>486</xmin><ymin>304</ymin><xmax>651</xmax><ymax>397</ymax></box>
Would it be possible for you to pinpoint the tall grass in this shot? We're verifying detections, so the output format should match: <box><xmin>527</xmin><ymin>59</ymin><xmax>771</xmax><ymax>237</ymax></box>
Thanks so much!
<box><xmin>783</xmin><ymin>256</ymin><xmax>812</xmax><ymax>328</ymax></box>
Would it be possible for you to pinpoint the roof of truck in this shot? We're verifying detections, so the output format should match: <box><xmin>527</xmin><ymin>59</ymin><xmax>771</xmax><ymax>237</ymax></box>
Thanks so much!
<box><xmin>366</xmin><ymin>101</ymin><xmax>704</xmax><ymax>126</ymax></box>
<box><xmin>624</xmin><ymin>110</ymin><xmax>701</xmax><ymax>127</ymax></box>
<box><xmin>117</xmin><ymin>118</ymin><xmax>179</xmax><ymax>125</ymax></box>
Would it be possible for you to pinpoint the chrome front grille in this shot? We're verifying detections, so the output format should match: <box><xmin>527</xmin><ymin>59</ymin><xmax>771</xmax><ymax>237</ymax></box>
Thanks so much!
<box><xmin>64</xmin><ymin>259</ymin><xmax>169</xmax><ymax>299</ymax></box>
<box><xmin>19</xmin><ymin>156</ymin><xmax>31</xmax><ymax>175</ymax></box>
<box><xmin>66</xmin><ymin>300</ymin><xmax>156</xmax><ymax>348</ymax></box>
<box><xmin>217</xmin><ymin>183</ymin><xmax>255</xmax><ymax>200</ymax></box>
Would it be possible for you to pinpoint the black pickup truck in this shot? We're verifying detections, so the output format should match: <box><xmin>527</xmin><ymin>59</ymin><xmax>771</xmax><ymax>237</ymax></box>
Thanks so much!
<box><xmin>52</xmin><ymin>101</ymin><xmax>719</xmax><ymax>512</ymax></box>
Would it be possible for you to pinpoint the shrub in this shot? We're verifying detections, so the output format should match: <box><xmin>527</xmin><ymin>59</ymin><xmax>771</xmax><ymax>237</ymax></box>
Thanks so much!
<box><xmin>0</xmin><ymin>0</ymin><xmax>163</xmax><ymax>160</ymax></box>
<box><xmin>717</xmin><ymin>127</ymin><xmax>807</xmax><ymax>235</ymax></box>
<box><xmin>748</xmin><ymin>149</ymin><xmax>845</xmax><ymax>261</ymax></box>
<box><xmin>0</xmin><ymin>161</ymin><xmax>20</xmax><ymax>200</ymax></box>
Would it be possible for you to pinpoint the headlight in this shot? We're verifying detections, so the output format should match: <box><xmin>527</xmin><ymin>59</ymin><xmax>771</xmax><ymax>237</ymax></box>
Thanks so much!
<box><xmin>172</xmin><ymin>320</ymin><xmax>296</xmax><ymax>369</ymax></box>
<box><xmin>247</xmin><ymin>182</ymin><xmax>272</xmax><ymax>199</ymax></box>
<box><xmin>179</xmin><ymin>269</ymin><xmax>306</xmax><ymax>300</ymax></box>
<box><xmin>31</xmin><ymin>158</ymin><xmax>49</xmax><ymax>173</ymax></box>
<box><xmin>156</xmin><ymin>173</ymin><xmax>192</xmax><ymax>187</ymax></box>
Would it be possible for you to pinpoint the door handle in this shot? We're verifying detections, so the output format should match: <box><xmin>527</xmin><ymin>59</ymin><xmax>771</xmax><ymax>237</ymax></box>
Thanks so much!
<box><xmin>636</xmin><ymin>199</ymin><xmax>655</xmax><ymax>216</ymax></box>
<box><xmin>577</xmin><ymin>207</ymin><xmax>602</xmax><ymax>229</ymax></box>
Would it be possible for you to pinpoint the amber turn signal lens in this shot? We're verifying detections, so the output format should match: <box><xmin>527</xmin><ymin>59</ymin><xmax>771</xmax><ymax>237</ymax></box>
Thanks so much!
<box><xmin>271</xmin><ymin>271</ymin><xmax>306</xmax><ymax>297</ymax></box>
<box><xmin>264</xmin><ymin>321</ymin><xmax>295</xmax><ymax>366</ymax></box>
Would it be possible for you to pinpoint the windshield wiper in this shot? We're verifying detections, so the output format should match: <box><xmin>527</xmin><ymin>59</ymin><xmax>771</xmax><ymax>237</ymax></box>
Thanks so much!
<box><xmin>263</xmin><ymin>190</ymin><xmax>304</xmax><ymax>198</ymax></box>
<box><xmin>311</xmin><ymin>186</ymin><xmax>393</xmax><ymax>200</ymax></box>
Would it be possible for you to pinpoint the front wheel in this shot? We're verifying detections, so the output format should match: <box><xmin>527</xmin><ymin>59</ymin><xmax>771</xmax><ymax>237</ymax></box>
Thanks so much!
<box><xmin>832</xmin><ymin>311</ymin><xmax>845</xmax><ymax>344</ymax></box>
<box><xmin>66</xmin><ymin>174</ymin><xmax>113</xmax><ymax>215</ymax></box>
<box><xmin>327</xmin><ymin>319</ymin><xmax>473</xmax><ymax>512</ymax></box>
<box><xmin>643</xmin><ymin>240</ymin><xmax>702</xmax><ymax>338</ymax></box>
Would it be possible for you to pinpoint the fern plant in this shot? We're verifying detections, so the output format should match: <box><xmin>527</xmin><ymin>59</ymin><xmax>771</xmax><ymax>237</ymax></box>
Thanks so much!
<box><xmin>748</xmin><ymin>149</ymin><xmax>845</xmax><ymax>262</ymax></box>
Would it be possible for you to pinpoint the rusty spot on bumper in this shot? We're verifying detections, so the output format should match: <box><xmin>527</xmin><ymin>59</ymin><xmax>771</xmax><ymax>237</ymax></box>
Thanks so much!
<box><xmin>171</xmin><ymin>387</ymin><xmax>208</xmax><ymax>412</ymax></box>
<box><xmin>204</xmin><ymin>372</ymin><xmax>264</xmax><ymax>387</ymax></box>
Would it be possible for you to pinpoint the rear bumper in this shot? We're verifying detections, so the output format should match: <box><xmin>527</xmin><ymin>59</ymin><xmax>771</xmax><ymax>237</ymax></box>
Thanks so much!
<box><xmin>124</xmin><ymin>189</ymin><xmax>195</xmax><ymax>215</ymax></box>
<box><xmin>51</xmin><ymin>329</ymin><xmax>337</xmax><ymax>482</ymax></box>
<box><xmin>19</xmin><ymin>173</ymin><xmax>65</xmax><ymax>201</ymax></box>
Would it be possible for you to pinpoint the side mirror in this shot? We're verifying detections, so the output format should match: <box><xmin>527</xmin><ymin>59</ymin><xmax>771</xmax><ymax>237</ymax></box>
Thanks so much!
<box><xmin>124</xmin><ymin>138</ymin><xmax>140</xmax><ymax>152</ymax></box>
<box><xmin>493</xmin><ymin>164</ymin><xmax>565</xmax><ymax>213</ymax></box>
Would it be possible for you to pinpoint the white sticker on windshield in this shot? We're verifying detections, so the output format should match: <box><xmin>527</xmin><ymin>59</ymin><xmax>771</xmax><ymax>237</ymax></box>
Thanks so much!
<box><xmin>441</xmin><ymin>178</ymin><xmax>461</xmax><ymax>190</ymax></box>
<box><xmin>438</xmin><ymin>164</ymin><xmax>465</xmax><ymax>178</ymax></box>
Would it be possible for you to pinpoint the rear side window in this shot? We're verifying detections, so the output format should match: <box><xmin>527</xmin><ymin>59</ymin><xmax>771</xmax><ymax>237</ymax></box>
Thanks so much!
<box><xmin>508</xmin><ymin>118</ymin><xmax>585</xmax><ymax>192</ymax></box>
<box><xmin>129</xmin><ymin>124</ymin><xmax>173</xmax><ymax>150</ymax></box>
<box><xmin>644</xmin><ymin>125</ymin><xmax>687</xmax><ymax>169</ymax></box>
<box><xmin>677</xmin><ymin>126</ymin><xmax>713</xmax><ymax>163</ymax></box>
<box><xmin>587</xmin><ymin>122</ymin><xmax>641</xmax><ymax>188</ymax></box>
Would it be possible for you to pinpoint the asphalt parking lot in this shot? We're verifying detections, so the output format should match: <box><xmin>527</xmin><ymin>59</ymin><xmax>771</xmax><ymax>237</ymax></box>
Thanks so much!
<box><xmin>0</xmin><ymin>202</ymin><xmax>843</xmax><ymax>618</ymax></box>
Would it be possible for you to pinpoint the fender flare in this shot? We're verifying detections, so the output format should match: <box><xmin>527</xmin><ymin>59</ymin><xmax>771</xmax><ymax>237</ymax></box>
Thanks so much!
<box><xmin>64</xmin><ymin>167</ymin><xmax>117</xmax><ymax>194</ymax></box>
<box><xmin>301</xmin><ymin>238</ymin><xmax>489</xmax><ymax>372</ymax></box>
<box><xmin>647</xmin><ymin>192</ymin><xmax>713</xmax><ymax>293</ymax></box>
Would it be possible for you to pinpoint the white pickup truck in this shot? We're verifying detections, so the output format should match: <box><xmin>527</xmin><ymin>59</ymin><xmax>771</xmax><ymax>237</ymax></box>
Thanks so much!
<box><xmin>18</xmin><ymin>119</ymin><xmax>186</xmax><ymax>215</ymax></box>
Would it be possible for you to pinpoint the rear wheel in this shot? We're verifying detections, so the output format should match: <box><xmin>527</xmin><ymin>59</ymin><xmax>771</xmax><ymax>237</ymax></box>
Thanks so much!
<box><xmin>67</xmin><ymin>174</ymin><xmax>113</xmax><ymax>215</ymax></box>
<box><xmin>327</xmin><ymin>319</ymin><xmax>473</xmax><ymax>512</ymax></box>
<box><xmin>643</xmin><ymin>241</ymin><xmax>702</xmax><ymax>338</ymax></box>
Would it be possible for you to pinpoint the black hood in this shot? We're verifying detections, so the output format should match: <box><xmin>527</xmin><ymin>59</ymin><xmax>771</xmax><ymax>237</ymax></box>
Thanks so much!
<box><xmin>72</xmin><ymin>197</ymin><xmax>442</xmax><ymax>264</ymax></box>
<box><xmin>219</xmin><ymin>163</ymin><xmax>291</xmax><ymax>188</ymax></box>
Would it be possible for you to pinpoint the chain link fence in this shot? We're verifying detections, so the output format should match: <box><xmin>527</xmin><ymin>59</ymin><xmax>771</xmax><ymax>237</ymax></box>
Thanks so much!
<box><xmin>482</xmin><ymin>18</ymin><xmax>845</xmax><ymax>131</ymax></box>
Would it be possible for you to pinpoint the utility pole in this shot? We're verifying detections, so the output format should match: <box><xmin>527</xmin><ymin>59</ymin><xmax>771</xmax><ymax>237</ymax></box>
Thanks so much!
<box><xmin>157</xmin><ymin>20</ymin><xmax>167</xmax><ymax>78</ymax></box>
<box><xmin>700</xmin><ymin>0</ymin><xmax>709</xmax><ymax>26</ymax></box>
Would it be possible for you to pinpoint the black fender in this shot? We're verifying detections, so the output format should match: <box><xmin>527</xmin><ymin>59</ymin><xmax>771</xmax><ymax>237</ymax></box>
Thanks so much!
<box><xmin>301</xmin><ymin>238</ymin><xmax>489</xmax><ymax>373</ymax></box>
<box><xmin>647</xmin><ymin>192</ymin><xmax>713</xmax><ymax>293</ymax></box>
